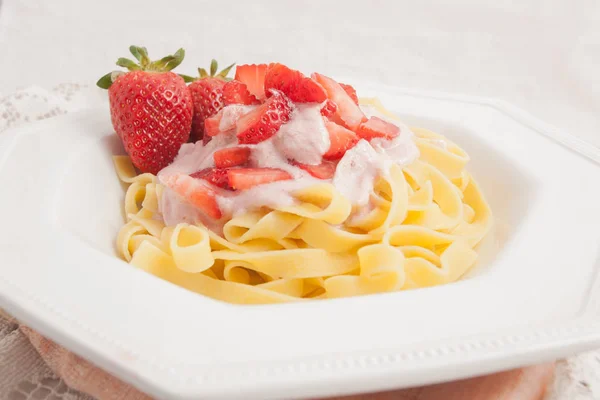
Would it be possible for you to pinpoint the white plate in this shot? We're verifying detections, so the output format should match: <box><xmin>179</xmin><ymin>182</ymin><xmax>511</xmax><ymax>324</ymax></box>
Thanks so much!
<box><xmin>1</xmin><ymin>83</ymin><xmax>600</xmax><ymax>400</ymax></box>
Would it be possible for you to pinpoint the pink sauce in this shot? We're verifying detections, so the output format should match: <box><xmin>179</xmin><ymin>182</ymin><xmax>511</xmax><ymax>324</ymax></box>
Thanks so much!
<box><xmin>273</xmin><ymin>103</ymin><xmax>330</xmax><ymax>165</ymax></box>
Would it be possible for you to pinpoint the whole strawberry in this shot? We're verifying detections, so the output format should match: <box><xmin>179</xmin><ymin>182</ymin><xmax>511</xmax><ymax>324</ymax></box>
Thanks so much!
<box><xmin>97</xmin><ymin>46</ymin><xmax>193</xmax><ymax>174</ymax></box>
<box><xmin>183</xmin><ymin>60</ymin><xmax>235</xmax><ymax>142</ymax></box>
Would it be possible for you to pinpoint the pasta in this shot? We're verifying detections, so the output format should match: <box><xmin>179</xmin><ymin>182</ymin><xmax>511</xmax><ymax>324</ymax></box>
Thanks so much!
<box><xmin>114</xmin><ymin>99</ymin><xmax>493</xmax><ymax>305</ymax></box>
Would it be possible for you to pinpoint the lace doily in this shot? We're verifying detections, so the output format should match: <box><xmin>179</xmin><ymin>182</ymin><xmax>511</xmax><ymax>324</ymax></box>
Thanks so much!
<box><xmin>0</xmin><ymin>85</ymin><xmax>102</xmax><ymax>400</ymax></box>
<box><xmin>0</xmin><ymin>84</ymin><xmax>599</xmax><ymax>400</ymax></box>
<box><xmin>0</xmin><ymin>312</ymin><xmax>93</xmax><ymax>400</ymax></box>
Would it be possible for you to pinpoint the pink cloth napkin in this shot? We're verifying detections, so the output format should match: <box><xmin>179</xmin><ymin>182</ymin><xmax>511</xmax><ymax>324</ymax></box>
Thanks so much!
<box><xmin>20</xmin><ymin>325</ymin><xmax>555</xmax><ymax>400</ymax></box>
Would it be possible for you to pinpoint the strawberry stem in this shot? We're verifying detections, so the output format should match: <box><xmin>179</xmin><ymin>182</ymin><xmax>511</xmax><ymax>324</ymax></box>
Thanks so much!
<box><xmin>181</xmin><ymin>60</ymin><xmax>236</xmax><ymax>83</ymax></box>
<box><xmin>129</xmin><ymin>46</ymin><xmax>150</xmax><ymax>66</ymax></box>
<box><xmin>96</xmin><ymin>45</ymin><xmax>186</xmax><ymax>89</ymax></box>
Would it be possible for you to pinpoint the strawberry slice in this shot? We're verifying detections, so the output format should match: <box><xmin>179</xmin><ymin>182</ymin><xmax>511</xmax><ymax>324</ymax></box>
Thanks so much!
<box><xmin>312</xmin><ymin>73</ymin><xmax>366</xmax><ymax>131</ymax></box>
<box><xmin>356</xmin><ymin>116</ymin><xmax>400</xmax><ymax>140</ymax></box>
<box><xmin>213</xmin><ymin>147</ymin><xmax>251</xmax><ymax>168</ymax></box>
<box><xmin>190</xmin><ymin>168</ymin><xmax>232</xmax><ymax>190</ymax></box>
<box><xmin>204</xmin><ymin>112</ymin><xmax>222</xmax><ymax>137</ymax></box>
<box><xmin>228</xmin><ymin>168</ymin><xmax>292</xmax><ymax>190</ymax></box>
<box><xmin>320</xmin><ymin>99</ymin><xmax>338</xmax><ymax>118</ymax></box>
<box><xmin>294</xmin><ymin>160</ymin><xmax>336</xmax><ymax>179</ymax></box>
<box><xmin>236</xmin><ymin>90</ymin><xmax>293</xmax><ymax>144</ymax></box>
<box><xmin>222</xmin><ymin>80</ymin><xmax>260</xmax><ymax>106</ymax></box>
<box><xmin>161</xmin><ymin>174</ymin><xmax>222</xmax><ymax>219</ymax></box>
<box><xmin>340</xmin><ymin>83</ymin><xmax>359</xmax><ymax>105</ymax></box>
<box><xmin>235</xmin><ymin>64</ymin><xmax>268</xmax><ymax>100</ymax></box>
<box><xmin>264</xmin><ymin>63</ymin><xmax>327</xmax><ymax>103</ymax></box>
<box><xmin>323</xmin><ymin>120</ymin><xmax>359</xmax><ymax>160</ymax></box>
<box><xmin>205</xmin><ymin>104</ymin><xmax>257</xmax><ymax>137</ymax></box>
<box><xmin>188</xmin><ymin>187</ymin><xmax>221</xmax><ymax>219</ymax></box>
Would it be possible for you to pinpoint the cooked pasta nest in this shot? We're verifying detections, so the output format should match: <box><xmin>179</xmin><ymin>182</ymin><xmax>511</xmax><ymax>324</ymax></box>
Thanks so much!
<box><xmin>114</xmin><ymin>100</ymin><xmax>493</xmax><ymax>304</ymax></box>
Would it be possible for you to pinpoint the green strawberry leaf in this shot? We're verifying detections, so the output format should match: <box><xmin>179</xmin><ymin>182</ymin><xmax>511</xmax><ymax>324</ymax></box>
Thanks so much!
<box><xmin>210</xmin><ymin>59</ymin><xmax>218</xmax><ymax>76</ymax></box>
<box><xmin>96</xmin><ymin>72</ymin><xmax>113</xmax><ymax>89</ymax></box>
<box><xmin>153</xmin><ymin>56</ymin><xmax>175</xmax><ymax>70</ymax></box>
<box><xmin>179</xmin><ymin>74</ymin><xmax>196</xmax><ymax>83</ymax></box>
<box><xmin>218</xmin><ymin>62</ymin><xmax>235</xmax><ymax>78</ymax></box>
<box><xmin>164</xmin><ymin>48</ymin><xmax>185</xmax><ymax>71</ymax></box>
<box><xmin>128</xmin><ymin>46</ymin><xmax>150</xmax><ymax>67</ymax></box>
<box><xmin>129</xmin><ymin>46</ymin><xmax>142</xmax><ymax>62</ymax></box>
<box><xmin>116</xmin><ymin>58</ymin><xmax>141</xmax><ymax>71</ymax></box>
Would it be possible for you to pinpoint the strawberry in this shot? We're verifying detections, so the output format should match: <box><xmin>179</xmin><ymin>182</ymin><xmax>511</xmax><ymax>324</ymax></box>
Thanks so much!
<box><xmin>294</xmin><ymin>160</ymin><xmax>336</xmax><ymax>179</ymax></box>
<box><xmin>323</xmin><ymin>120</ymin><xmax>359</xmax><ymax>160</ymax></box>
<box><xmin>222</xmin><ymin>80</ymin><xmax>260</xmax><ymax>105</ymax></box>
<box><xmin>189</xmin><ymin>79</ymin><xmax>225</xmax><ymax>142</ymax></box>
<box><xmin>184</xmin><ymin>59</ymin><xmax>235</xmax><ymax>142</ymax></box>
<box><xmin>97</xmin><ymin>46</ymin><xmax>193</xmax><ymax>175</ymax></box>
<box><xmin>190</xmin><ymin>168</ymin><xmax>232</xmax><ymax>190</ymax></box>
<box><xmin>320</xmin><ymin>99</ymin><xmax>338</xmax><ymax>118</ymax></box>
<box><xmin>356</xmin><ymin>116</ymin><xmax>400</xmax><ymax>140</ymax></box>
<box><xmin>205</xmin><ymin>104</ymin><xmax>258</xmax><ymax>137</ymax></box>
<box><xmin>236</xmin><ymin>90</ymin><xmax>293</xmax><ymax>144</ymax></box>
<box><xmin>213</xmin><ymin>147</ymin><xmax>251</xmax><ymax>168</ymax></box>
<box><xmin>340</xmin><ymin>83</ymin><xmax>359</xmax><ymax>105</ymax></box>
<box><xmin>160</xmin><ymin>173</ymin><xmax>222</xmax><ymax>219</ymax></box>
<box><xmin>234</xmin><ymin>64</ymin><xmax>268</xmax><ymax>100</ymax></box>
<box><xmin>228</xmin><ymin>168</ymin><xmax>292</xmax><ymax>190</ymax></box>
<box><xmin>312</xmin><ymin>73</ymin><xmax>366</xmax><ymax>131</ymax></box>
<box><xmin>264</xmin><ymin>63</ymin><xmax>327</xmax><ymax>103</ymax></box>
<box><xmin>204</xmin><ymin>112</ymin><xmax>222</xmax><ymax>137</ymax></box>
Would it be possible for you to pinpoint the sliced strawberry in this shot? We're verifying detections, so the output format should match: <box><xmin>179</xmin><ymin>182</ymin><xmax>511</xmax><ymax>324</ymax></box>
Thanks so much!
<box><xmin>294</xmin><ymin>160</ymin><xmax>336</xmax><ymax>179</ymax></box>
<box><xmin>312</xmin><ymin>73</ymin><xmax>366</xmax><ymax>131</ymax></box>
<box><xmin>236</xmin><ymin>90</ymin><xmax>293</xmax><ymax>144</ymax></box>
<box><xmin>320</xmin><ymin>99</ymin><xmax>338</xmax><ymax>118</ymax></box>
<box><xmin>356</xmin><ymin>116</ymin><xmax>400</xmax><ymax>140</ymax></box>
<box><xmin>204</xmin><ymin>111</ymin><xmax>222</xmax><ymax>137</ymax></box>
<box><xmin>161</xmin><ymin>174</ymin><xmax>222</xmax><ymax>219</ymax></box>
<box><xmin>235</xmin><ymin>64</ymin><xmax>268</xmax><ymax>100</ymax></box>
<box><xmin>340</xmin><ymin>83</ymin><xmax>359</xmax><ymax>105</ymax></box>
<box><xmin>264</xmin><ymin>63</ymin><xmax>327</xmax><ymax>103</ymax></box>
<box><xmin>205</xmin><ymin>104</ymin><xmax>257</xmax><ymax>137</ymax></box>
<box><xmin>188</xmin><ymin>186</ymin><xmax>221</xmax><ymax>219</ymax></box>
<box><xmin>323</xmin><ymin>120</ymin><xmax>359</xmax><ymax>160</ymax></box>
<box><xmin>228</xmin><ymin>168</ymin><xmax>292</xmax><ymax>190</ymax></box>
<box><xmin>222</xmin><ymin>80</ymin><xmax>260</xmax><ymax>106</ymax></box>
<box><xmin>190</xmin><ymin>168</ymin><xmax>232</xmax><ymax>190</ymax></box>
<box><xmin>213</xmin><ymin>147</ymin><xmax>251</xmax><ymax>168</ymax></box>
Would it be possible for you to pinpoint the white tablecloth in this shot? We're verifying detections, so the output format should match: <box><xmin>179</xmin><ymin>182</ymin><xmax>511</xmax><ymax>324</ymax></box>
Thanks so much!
<box><xmin>0</xmin><ymin>0</ymin><xmax>599</xmax><ymax>399</ymax></box>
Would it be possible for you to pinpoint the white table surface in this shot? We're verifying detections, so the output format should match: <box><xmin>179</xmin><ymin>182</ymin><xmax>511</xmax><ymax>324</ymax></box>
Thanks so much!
<box><xmin>0</xmin><ymin>0</ymin><xmax>599</xmax><ymax>399</ymax></box>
